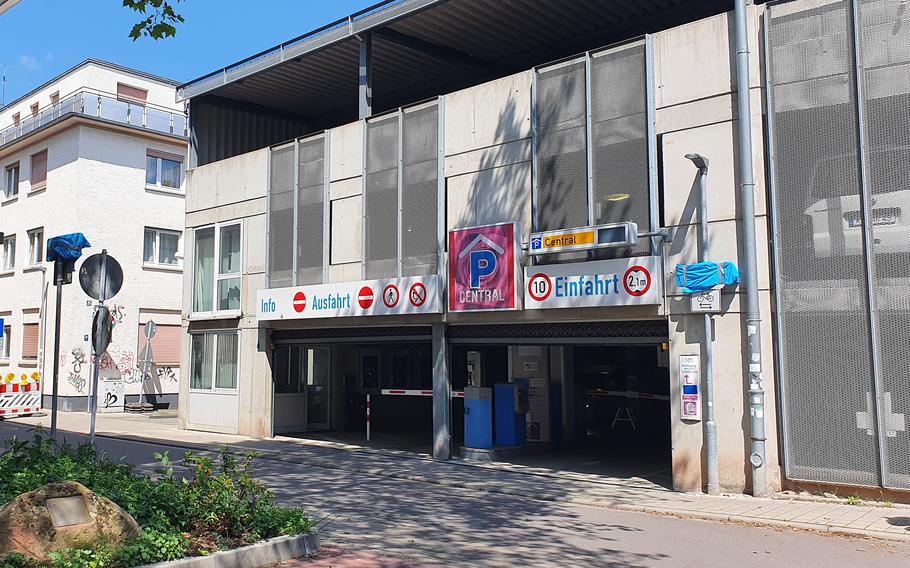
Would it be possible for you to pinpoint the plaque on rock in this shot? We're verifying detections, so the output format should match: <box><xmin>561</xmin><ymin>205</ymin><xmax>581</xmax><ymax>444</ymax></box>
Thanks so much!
<box><xmin>45</xmin><ymin>496</ymin><xmax>91</xmax><ymax>528</ymax></box>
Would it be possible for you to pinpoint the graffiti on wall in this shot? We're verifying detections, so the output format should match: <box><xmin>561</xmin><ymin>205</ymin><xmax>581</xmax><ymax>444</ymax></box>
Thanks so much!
<box><xmin>71</xmin><ymin>347</ymin><xmax>86</xmax><ymax>374</ymax></box>
<box><xmin>156</xmin><ymin>367</ymin><xmax>177</xmax><ymax>383</ymax></box>
<box><xmin>67</xmin><ymin>372</ymin><xmax>86</xmax><ymax>393</ymax></box>
<box><xmin>117</xmin><ymin>351</ymin><xmax>136</xmax><ymax>383</ymax></box>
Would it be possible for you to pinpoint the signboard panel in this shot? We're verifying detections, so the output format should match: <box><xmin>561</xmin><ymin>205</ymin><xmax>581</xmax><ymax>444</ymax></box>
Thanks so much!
<box><xmin>257</xmin><ymin>275</ymin><xmax>441</xmax><ymax>321</ymax></box>
<box><xmin>690</xmin><ymin>289</ymin><xmax>721</xmax><ymax>313</ymax></box>
<box><xmin>448</xmin><ymin>223</ymin><xmax>520</xmax><ymax>312</ymax></box>
<box><xmin>679</xmin><ymin>354</ymin><xmax>701</xmax><ymax>421</ymax></box>
<box><xmin>524</xmin><ymin>256</ymin><xmax>662</xmax><ymax>310</ymax></box>
<box><xmin>529</xmin><ymin>222</ymin><xmax>637</xmax><ymax>255</ymax></box>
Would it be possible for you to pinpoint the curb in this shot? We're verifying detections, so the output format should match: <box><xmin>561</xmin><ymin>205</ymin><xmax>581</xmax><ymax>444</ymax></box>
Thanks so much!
<box><xmin>611</xmin><ymin>504</ymin><xmax>910</xmax><ymax>544</ymax></box>
<box><xmin>141</xmin><ymin>533</ymin><xmax>319</xmax><ymax>568</ymax></box>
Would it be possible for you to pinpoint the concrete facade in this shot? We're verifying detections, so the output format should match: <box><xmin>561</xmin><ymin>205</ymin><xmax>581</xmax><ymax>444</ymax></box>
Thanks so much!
<box><xmin>179</xmin><ymin>4</ymin><xmax>782</xmax><ymax>494</ymax></box>
<box><xmin>0</xmin><ymin>61</ymin><xmax>187</xmax><ymax>411</ymax></box>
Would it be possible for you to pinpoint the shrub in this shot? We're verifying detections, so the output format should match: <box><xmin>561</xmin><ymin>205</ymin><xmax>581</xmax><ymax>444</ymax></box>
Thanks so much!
<box><xmin>0</xmin><ymin>432</ymin><xmax>311</xmax><ymax>568</ymax></box>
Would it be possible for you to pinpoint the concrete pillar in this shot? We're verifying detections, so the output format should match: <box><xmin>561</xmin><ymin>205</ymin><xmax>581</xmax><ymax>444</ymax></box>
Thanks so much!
<box><xmin>432</xmin><ymin>322</ymin><xmax>451</xmax><ymax>460</ymax></box>
<box><xmin>358</xmin><ymin>33</ymin><xmax>373</xmax><ymax>119</ymax></box>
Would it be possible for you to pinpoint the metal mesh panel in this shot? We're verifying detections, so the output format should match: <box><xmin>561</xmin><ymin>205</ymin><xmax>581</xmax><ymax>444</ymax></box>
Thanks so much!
<box><xmin>365</xmin><ymin>115</ymin><xmax>399</xmax><ymax>279</ymax></box>
<box><xmin>297</xmin><ymin>136</ymin><xmax>325</xmax><ymax>285</ymax></box>
<box><xmin>858</xmin><ymin>0</ymin><xmax>910</xmax><ymax>489</ymax></box>
<box><xmin>268</xmin><ymin>144</ymin><xmax>295</xmax><ymax>288</ymax></box>
<box><xmin>401</xmin><ymin>104</ymin><xmax>438</xmax><ymax>277</ymax></box>
<box><xmin>591</xmin><ymin>44</ymin><xmax>650</xmax><ymax>258</ymax></box>
<box><xmin>769</xmin><ymin>1</ymin><xmax>878</xmax><ymax>486</ymax></box>
<box><xmin>536</xmin><ymin>58</ymin><xmax>588</xmax><ymax>231</ymax></box>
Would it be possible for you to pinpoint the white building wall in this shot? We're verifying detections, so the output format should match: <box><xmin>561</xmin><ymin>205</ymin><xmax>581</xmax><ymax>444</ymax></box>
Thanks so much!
<box><xmin>0</xmin><ymin>63</ymin><xmax>187</xmax><ymax>410</ymax></box>
<box><xmin>0</xmin><ymin>61</ymin><xmax>182</xmax><ymax>130</ymax></box>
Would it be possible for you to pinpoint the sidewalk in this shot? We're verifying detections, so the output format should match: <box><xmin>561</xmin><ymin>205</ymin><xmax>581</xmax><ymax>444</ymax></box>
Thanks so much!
<box><xmin>4</xmin><ymin>411</ymin><xmax>910</xmax><ymax>544</ymax></box>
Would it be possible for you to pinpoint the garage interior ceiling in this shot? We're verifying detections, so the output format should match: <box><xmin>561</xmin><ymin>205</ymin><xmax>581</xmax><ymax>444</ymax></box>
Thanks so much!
<box><xmin>180</xmin><ymin>0</ymin><xmax>752</xmax><ymax>128</ymax></box>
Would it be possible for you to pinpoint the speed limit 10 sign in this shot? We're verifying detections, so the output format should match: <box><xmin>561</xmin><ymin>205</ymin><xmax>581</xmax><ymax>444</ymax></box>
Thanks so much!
<box><xmin>524</xmin><ymin>257</ymin><xmax>662</xmax><ymax>310</ymax></box>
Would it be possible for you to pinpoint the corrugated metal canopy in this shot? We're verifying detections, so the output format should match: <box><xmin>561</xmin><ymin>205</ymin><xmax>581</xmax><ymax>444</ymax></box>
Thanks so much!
<box><xmin>182</xmin><ymin>0</ymin><xmax>736</xmax><ymax>124</ymax></box>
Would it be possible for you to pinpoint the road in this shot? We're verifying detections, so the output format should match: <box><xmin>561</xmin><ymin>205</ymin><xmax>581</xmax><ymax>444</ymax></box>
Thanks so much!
<box><xmin>1</xmin><ymin>422</ymin><xmax>908</xmax><ymax>567</ymax></box>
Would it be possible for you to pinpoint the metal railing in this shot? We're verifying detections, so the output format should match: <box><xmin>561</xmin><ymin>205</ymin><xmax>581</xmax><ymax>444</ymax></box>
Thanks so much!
<box><xmin>0</xmin><ymin>89</ymin><xmax>187</xmax><ymax>147</ymax></box>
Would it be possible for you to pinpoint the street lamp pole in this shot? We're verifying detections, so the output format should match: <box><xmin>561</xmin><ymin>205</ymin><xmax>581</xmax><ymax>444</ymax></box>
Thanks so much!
<box><xmin>686</xmin><ymin>152</ymin><xmax>719</xmax><ymax>495</ymax></box>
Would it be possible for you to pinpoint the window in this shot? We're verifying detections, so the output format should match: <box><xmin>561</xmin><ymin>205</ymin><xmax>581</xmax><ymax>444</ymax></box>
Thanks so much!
<box><xmin>4</xmin><ymin>163</ymin><xmax>19</xmax><ymax>199</ymax></box>
<box><xmin>12</xmin><ymin>113</ymin><xmax>19</xmax><ymax>126</ymax></box>
<box><xmin>146</xmin><ymin>150</ymin><xmax>183</xmax><ymax>190</ymax></box>
<box><xmin>137</xmin><ymin>323</ymin><xmax>182</xmax><ymax>366</ymax></box>
<box><xmin>22</xmin><ymin>323</ymin><xmax>38</xmax><ymax>360</ymax></box>
<box><xmin>1</xmin><ymin>235</ymin><xmax>15</xmax><ymax>271</ymax></box>
<box><xmin>27</xmin><ymin>228</ymin><xmax>43</xmax><ymax>266</ymax></box>
<box><xmin>50</xmin><ymin>92</ymin><xmax>59</xmax><ymax>105</ymax></box>
<box><xmin>30</xmin><ymin>103</ymin><xmax>38</xmax><ymax>117</ymax></box>
<box><xmin>117</xmin><ymin>83</ymin><xmax>148</xmax><ymax>105</ymax></box>
<box><xmin>192</xmin><ymin>223</ymin><xmax>241</xmax><ymax>315</ymax></box>
<box><xmin>190</xmin><ymin>332</ymin><xmax>238</xmax><ymax>390</ymax></box>
<box><xmin>143</xmin><ymin>228</ymin><xmax>180</xmax><ymax>266</ymax></box>
<box><xmin>0</xmin><ymin>325</ymin><xmax>10</xmax><ymax>359</ymax></box>
<box><xmin>30</xmin><ymin>150</ymin><xmax>47</xmax><ymax>190</ymax></box>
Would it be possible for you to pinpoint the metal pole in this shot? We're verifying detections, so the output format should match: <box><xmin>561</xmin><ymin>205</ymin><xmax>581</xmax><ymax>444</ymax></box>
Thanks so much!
<box><xmin>88</xmin><ymin>250</ymin><xmax>108</xmax><ymax>445</ymax></box>
<box><xmin>733</xmin><ymin>0</ymin><xmax>768</xmax><ymax>496</ymax></box>
<box><xmin>49</xmin><ymin>276</ymin><xmax>63</xmax><ymax>438</ymax></box>
<box><xmin>366</xmin><ymin>393</ymin><xmax>371</xmax><ymax>442</ymax></box>
<box><xmin>699</xmin><ymin>165</ymin><xmax>719</xmax><ymax>496</ymax></box>
<box><xmin>688</xmin><ymin>153</ymin><xmax>719</xmax><ymax>495</ymax></box>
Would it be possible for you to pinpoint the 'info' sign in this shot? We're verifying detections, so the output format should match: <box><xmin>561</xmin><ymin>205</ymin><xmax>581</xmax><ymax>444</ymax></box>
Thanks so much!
<box><xmin>448</xmin><ymin>222</ymin><xmax>521</xmax><ymax>312</ymax></box>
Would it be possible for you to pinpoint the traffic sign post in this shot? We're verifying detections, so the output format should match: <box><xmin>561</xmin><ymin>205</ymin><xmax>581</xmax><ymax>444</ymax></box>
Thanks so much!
<box><xmin>128</xmin><ymin>320</ymin><xmax>156</xmax><ymax>412</ymax></box>
<box><xmin>81</xmin><ymin>250</ymin><xmax>123</xmax><ymax>445</ymax></box>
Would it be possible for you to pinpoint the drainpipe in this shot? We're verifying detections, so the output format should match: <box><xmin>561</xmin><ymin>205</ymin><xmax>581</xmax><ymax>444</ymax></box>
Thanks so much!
<box><xmin>686</xmin><ymin>153</ymin><xmax>719</xmax><ymax>495</ymax></box>
<box><xmin>734</xmin><ymin>0</ymin><xmax>768</xmax><ymax>496</ymax></box>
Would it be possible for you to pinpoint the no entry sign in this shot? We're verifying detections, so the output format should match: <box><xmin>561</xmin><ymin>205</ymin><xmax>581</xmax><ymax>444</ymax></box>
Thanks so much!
<box><xmin>293</xmin><ymin>291</ymin><xmax>307</xmax><ymax>313</ymax></box>
<box><xmin>358</xmin><ymin>287</ymin><xmax>374</xmax><ymax>309</ymax></box>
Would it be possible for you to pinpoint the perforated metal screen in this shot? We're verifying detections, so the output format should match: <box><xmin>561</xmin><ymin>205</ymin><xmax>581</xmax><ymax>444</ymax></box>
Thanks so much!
<box><xmin>536</xmin><ymin>58</ymin><xmax>588</xmax><ymax>232</ymax></box>
<box><xmin>768</xmin><ymin>0</ymin><xmax>910</xmax><ymax>489</ymax></box>
<box><xmin>857</xmin><ymin>0</ymin><xmax>910</xmax><ymax>489</ymax></box>
<box><xmin>365</xmin><ymin>115</ymin><xmax>399</xmax><ymax>279</ymax></box>
<box><xmin>268</xmin><ymin>144</ymin><xmax>295</xmax><ymax>288</ymax></box>
<box><xmin>401</xmin><ymin>103</ymin><xmax>438</xmax><ymax>277</ymax></box>
<box><xmin>297</xmin><ymin>136</ymin><xmax>325</xmax><ymax>285</ymax></box>
<box><xmin>591</xmin><ymin>44</ymin><xmax>650</xmax><ymax>258</ymax></box>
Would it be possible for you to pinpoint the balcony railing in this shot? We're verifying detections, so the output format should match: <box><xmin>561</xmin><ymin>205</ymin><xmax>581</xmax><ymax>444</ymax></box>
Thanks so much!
<box><xmin>0</xmin><ymin>90</ymin><xmax>187</xmax><ymax>147</ymax></box>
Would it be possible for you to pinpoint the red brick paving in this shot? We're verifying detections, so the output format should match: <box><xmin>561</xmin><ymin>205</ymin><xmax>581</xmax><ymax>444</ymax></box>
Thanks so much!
<box><xmin>278</xmin><ymin>546</ymin><xmax>446</xmax><ymax>568</ymax></box>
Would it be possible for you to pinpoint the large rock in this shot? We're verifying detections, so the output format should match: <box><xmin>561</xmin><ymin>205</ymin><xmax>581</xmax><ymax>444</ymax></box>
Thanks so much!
<box><xmin>0</xmin><ymin>481</ymin><xmax>141</xmax><ymax>561</ymax></box>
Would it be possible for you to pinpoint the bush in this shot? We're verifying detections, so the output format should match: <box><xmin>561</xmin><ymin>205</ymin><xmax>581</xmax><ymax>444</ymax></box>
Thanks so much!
<box><xmin>0</xmin><ymin>432</ymin><xmax>312</xmax><ymax>568</ymax></box>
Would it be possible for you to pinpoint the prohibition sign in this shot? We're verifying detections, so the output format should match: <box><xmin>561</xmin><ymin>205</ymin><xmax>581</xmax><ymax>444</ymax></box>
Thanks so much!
<box><xmin>528</xmin><ymin>273</ymin><xmax>552</xmax><ymax>302</ymax></box>
<box><xmin>623</xmin><ymin>265</ymin><xmax>652</xmax><ymax>297</ymax></box>
<box><xmin>382</xmin><ymin>284</ymin><xmax>400</xmax><ymax>308</ymax></box>
<box><xmin>409</xmin><ymin>282</ymin><xmax>427</xmax><ymax>307</ymax></box>
<box><xmin>358</xmin><ymin>286</ymin><xmax>374</xmax><ymax>309</ymax></box>
<box><xmin>293</xmin><ymin>291</ymin><xmax>307</xmax><ymax>313</ymax></box>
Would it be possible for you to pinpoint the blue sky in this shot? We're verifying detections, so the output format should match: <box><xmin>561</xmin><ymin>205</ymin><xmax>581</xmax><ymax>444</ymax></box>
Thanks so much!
<box><xmin>0</xmin><ymin>0</ymin><xmax>374</xmax><ymax>104</ymax></box>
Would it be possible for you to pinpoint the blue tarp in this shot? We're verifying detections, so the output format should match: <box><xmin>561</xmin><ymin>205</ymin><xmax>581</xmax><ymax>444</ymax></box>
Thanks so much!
<box><xmin>46</xmin><ymin>233</ymin><xmax>90</xmax><ymax>262</ymax></box>
<box><xmin>676</xmin><ymin>261</ymin><xmax>740</xmax><ymax>294</ymax></box>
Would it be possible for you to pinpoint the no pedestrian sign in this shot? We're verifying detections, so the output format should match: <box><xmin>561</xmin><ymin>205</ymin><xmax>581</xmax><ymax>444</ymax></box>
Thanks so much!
<box><xmin>524</xmin><ymin>256</ymin><xmax>662</xmax><ymax>310</ymax></box>
<box><xmin>257</xmin><ymin>275</ymin><xmax>441</xmax><ymax>320</ymax></box>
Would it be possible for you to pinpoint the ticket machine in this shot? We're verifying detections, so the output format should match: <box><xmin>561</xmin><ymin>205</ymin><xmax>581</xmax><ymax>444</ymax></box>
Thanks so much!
<box><xmin>495</xmin><ymin>378</ymin><xmax>529</xmax><ymax>446</ymax></box>
<box><xmin>464</xmin><ymin>386</ymin><xmax>493</xmax><ymax>449</ymax></box>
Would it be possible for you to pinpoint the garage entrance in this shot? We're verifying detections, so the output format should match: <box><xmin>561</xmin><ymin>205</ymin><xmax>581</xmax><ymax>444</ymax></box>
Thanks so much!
<box><xmin>451</xmin><ymin>321</ymin><xmax>671</xmax><ymax>486</ymax></box>
<box><xmin>271</xmin><ymin>333</ymin><xmax>438</xmax><ymax>455</ymax></box>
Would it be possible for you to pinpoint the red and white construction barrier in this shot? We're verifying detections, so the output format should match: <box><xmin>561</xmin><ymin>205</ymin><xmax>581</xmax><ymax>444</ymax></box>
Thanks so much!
<box><xmin>380</xmin><ymin>389</ymin><xmax>465</xmax><ymax>398</ymax></box>
<box><xmin>0</xmin><ymin>382</ymin><xmax>42</xmax><ymax>416</ymax></box>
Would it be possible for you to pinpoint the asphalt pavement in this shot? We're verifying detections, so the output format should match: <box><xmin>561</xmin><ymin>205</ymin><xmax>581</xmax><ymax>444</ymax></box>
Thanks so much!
<box><xmin>1</xmin><ymin>421</ymin><xmax>909</xmax><ymax>567</ymax></box>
